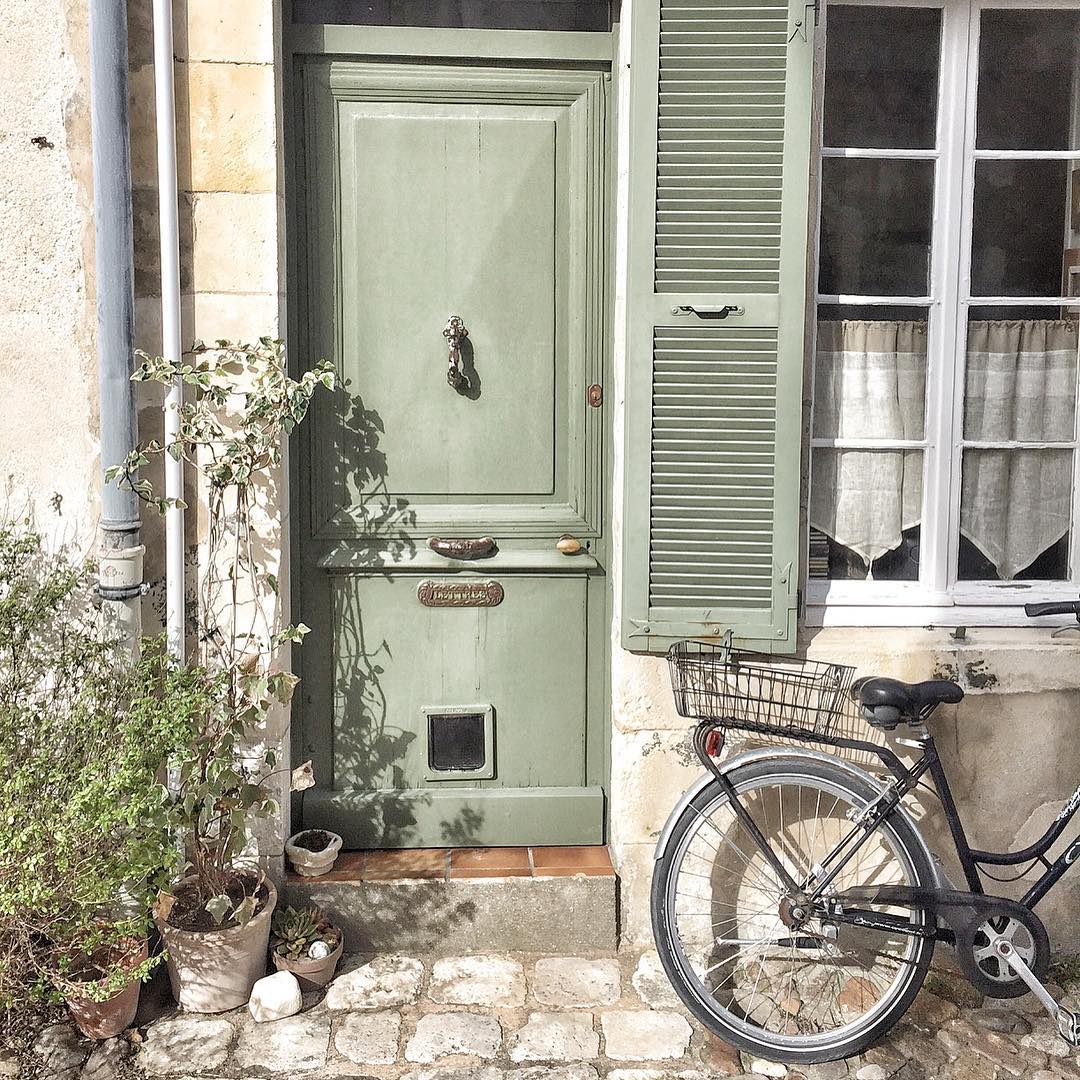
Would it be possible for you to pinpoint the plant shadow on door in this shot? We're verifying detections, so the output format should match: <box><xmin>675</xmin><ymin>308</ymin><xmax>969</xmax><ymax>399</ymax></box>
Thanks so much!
<box><xmin>313</xmin><ymin>380</ymin><xmax>488</xmax><ymax>856</ymax></box>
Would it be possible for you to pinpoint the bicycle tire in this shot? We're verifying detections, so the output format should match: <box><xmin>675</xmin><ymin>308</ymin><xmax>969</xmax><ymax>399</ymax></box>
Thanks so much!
<box><xmin>651</xmin><ymin>756</ymin><xmax>936</xmax><ymax>1064</ymax></box>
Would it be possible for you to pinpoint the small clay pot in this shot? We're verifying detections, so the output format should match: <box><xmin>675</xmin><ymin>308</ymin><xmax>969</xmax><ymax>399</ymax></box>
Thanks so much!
<box><xmin>285</xmin><ymin>830</ymin><xmax>343</xmax><ymax>877</ymax></box>
<box><xmin>64</xmin><ymin>938</ymin><xmax>148</xmax><ymax>1040</ymax></box>
<box><xmin>270</xmin><ymin>932</ymin><xmax>343</xmax><ymax>991</ymax></box>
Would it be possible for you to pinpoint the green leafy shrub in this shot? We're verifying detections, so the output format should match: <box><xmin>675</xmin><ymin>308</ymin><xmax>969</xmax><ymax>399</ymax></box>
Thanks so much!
<box><xmin>0</xmin><ymin>526</ymin><xmax>203</xmax><ymax>1014</ymax></box>
<box><xmin>111</xmin><ymin>339</ymin><xmax>334</xmax><ymax>928</ymax></box>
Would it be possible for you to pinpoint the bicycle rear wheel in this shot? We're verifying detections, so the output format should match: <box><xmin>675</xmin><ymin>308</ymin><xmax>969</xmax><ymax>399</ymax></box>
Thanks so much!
<box><xmin>651</xmin><ymin>756</ymin><xmax>935</xmax><ymax>1064</ymax></box>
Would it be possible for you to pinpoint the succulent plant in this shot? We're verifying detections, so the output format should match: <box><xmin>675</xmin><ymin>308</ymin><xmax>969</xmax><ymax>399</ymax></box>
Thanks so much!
<box><xmin>270</xmin><ymin>905</ymin><xmax>339</xmax><ymax>961</ymax></box>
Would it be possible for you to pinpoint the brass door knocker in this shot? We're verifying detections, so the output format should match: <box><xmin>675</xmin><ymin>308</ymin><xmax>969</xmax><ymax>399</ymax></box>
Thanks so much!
<box><xmin>444</xmin><ymin>315</ymin><xmax>469</xmax><ymax>390</ymax></box>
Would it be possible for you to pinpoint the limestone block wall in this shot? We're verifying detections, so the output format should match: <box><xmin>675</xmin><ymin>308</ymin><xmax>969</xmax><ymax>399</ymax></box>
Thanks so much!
<box><xmin>607</xmin><ymin>628</ymin><xmax>1080</xmax><ymax>952</ymax></box>
<box><xmin>0</xmin><ymin>0</ymin><xmax>97</xmax><ymax>542</ymax></box>
<box><xmin>125</xmin><ymin>0</ymin><xmax>292</xmax><ymax>865</ymax></box>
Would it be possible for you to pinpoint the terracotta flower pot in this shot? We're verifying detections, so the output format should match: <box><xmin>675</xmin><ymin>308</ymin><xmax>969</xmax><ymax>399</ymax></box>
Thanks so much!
<box><xmin>64</xmin><ymin>938</ymin><xmax>148</xmax><ymax>1040</ymax></box>
<box><xmin>285</xmin><ymin>830</ymin><xmax>342</xmax><ymax>877</ymax></box>
<box><xmin>154</xmin><ymin>877</ymin><xmax>277</xmax><ymax>1013</ymax></box>
<box><xmin>270</xmin><ymin>933</ymin><xmax>343</xmax><ymax>991</ymax></box>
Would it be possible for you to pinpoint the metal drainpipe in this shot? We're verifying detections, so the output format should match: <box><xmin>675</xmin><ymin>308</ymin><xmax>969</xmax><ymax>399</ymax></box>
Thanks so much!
<box><xmin>152</xmin><ymin>0</ymin><xmax>186</xmax><ymax>663</ymax></box>
<box><xmin>88</xmin><ymin>0</ymin><xmax>145</xmax><ymax>646</ymax></box>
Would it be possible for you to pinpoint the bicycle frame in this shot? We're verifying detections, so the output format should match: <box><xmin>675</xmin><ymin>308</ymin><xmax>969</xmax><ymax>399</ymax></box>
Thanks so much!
<box><xmin>694</xmin><ymin>718</ymin><xmax>1080</xmax><ymax>933</ymax></box>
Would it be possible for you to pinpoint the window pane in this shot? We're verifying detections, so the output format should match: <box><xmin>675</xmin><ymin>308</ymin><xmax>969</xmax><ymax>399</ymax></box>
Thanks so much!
<box><xmin>958</xmin><ymin>449</ymin><xmax>1072</xmax><ymax>580</ymax></box>
<box><xmin>963</xmin><ymin>317</ymin><xmax>1078</xmax><ymax>442</ymax></box>
<box><xmin>976</xmin><ymin>9</ymin><xmax>1080</xmax><ymax>151</ymax></box>
<box><xmin>813</xmin><ymin>310</ymin><xmax>928</xmax><ymax>439</ymax></box>
<box><xmin>810</xmin><ymin>450</ymin><xmax>923</xmax><ymax>580</ymax></box>
<box><xmin>970</xmin><ymin>161</ymin><xmax>1069</xmax><ymax>297</ymax></box>
<box><xmin>819</xmin><ymin>159</ymin><xmax>934</xmax><ymax>296</ymax></box>
<box><xmin>823</xmin><ymin>5</ymin><xmax>941</xmax><ymax>150</ymax></box>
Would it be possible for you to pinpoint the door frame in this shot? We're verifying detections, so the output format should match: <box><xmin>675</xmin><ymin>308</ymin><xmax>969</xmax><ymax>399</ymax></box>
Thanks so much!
<box><xmin>282</xmin><ymin>9</ymin><xmax>618</xmax><ymax>846</ymax></box>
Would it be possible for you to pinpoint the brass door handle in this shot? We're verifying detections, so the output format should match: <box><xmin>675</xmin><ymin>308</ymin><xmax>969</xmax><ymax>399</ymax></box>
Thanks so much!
<box><xmin>428</xmin><ymin>536</ymin><xmax>496</xmax><ymax>560</ymax></box>
<box><xmin>444</xmin><ymin>315</ymin><xmax>469</xmax><ymax>389</ymax></box>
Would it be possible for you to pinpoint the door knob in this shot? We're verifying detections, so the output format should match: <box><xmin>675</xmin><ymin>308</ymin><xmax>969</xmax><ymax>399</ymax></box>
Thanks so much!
<box><xmin>444</xmin><ymin>315</ymin><xmax>469</xmax><ymax>389</ymax></box>
<box><xmin>556</xmin><ymin>534</ymin><xmax>583</xmax><ymax>555</ymax></box>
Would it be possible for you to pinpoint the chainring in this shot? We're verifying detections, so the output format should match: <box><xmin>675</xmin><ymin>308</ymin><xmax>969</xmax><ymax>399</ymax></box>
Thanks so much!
<box><xmin>956</xmin><ymin>905</ymin><xmax>1050</xmax><ymax>999</ymax></box>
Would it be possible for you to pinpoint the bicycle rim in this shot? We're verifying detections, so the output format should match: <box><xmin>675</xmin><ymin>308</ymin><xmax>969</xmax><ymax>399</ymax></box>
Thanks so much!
<box><xmin>657</xmin><ymin>765</ymin><xmax>931</xmax><ymax>1057</ymax></box>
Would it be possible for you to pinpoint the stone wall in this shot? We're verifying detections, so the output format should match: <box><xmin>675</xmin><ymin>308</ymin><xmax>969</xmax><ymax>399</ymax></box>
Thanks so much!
<box><xmin>607</xmin><ymin>628</ymin><xmax>1080</xmax><ymax>952</ymax></box>
<box><xmin>0</xmin><ymin>0</ymin><xmax>97</xmax><ymax>543</ymax></box>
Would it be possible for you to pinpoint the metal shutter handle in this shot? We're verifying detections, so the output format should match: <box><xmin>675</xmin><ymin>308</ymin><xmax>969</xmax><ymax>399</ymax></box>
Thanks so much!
<box><xmin>670</xmin><ymin>305</ymin><xmax>745</xmax><ymax>320</ymax></box>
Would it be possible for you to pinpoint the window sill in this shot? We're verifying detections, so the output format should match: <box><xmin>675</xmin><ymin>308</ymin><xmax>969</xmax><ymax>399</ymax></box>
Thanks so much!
<box><xmin>800</xmin><ymin>625</ymin><xmax>1080</xmax><ymax>695</ymax></box>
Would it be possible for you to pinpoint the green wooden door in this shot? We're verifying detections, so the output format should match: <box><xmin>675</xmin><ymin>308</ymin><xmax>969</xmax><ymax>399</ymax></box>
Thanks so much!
<box><xmin>291</xmin><ymin>52</ymin><xmax>610</xmax><ymax>848</ymax></box>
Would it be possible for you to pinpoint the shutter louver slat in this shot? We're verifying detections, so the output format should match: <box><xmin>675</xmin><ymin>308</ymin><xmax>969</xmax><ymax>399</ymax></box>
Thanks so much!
<box><xmin>654</xmin><ymin>0</ymin><xmax>789</xmax><ymax>294</ymax></box>
<box><xmin>649</xmin><ymin>327</ymin><xmax>777</xmax><ymax>609</ymax></box>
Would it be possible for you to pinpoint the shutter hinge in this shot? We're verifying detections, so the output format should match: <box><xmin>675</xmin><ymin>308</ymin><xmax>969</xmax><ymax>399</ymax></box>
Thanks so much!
<box><xmin>797</xmin><ymin>587</ymin><xmax>805</xmax><ymax>619</ymax></box>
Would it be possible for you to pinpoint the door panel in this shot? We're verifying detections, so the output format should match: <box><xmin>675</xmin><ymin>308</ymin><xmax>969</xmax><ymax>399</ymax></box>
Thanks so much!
<box><xmin>292</xmin><ymin>54</ymin><xmax>610</xmax><ymax>847</ymax></box>
<box><xmin>342</xmin><ymin>107</ymin><xmax>560</xmax><ymax>497</ymax></box>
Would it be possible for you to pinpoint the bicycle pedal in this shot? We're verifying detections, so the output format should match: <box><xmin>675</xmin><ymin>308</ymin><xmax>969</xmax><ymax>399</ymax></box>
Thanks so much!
<box><xmin>991</xmin><ymin>938</ymin><xmax>1077</xmax><ymax>1044</ymax></box>
<box><xmin>1058</xmin><ymin>1010</ymin><xmax>1080</xmax><ymax>1047</ymax></box>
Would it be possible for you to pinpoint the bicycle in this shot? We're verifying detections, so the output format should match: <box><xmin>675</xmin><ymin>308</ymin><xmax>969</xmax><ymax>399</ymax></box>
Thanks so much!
<box><xmin>651</xmin><ymin>601</ymin><xmax>1080</xmax><ymax>1065</ymax></box>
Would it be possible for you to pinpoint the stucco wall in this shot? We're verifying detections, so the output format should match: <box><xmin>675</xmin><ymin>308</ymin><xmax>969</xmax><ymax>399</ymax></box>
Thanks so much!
<box><xmin>608</xmin><ymin>628</ymin><xmax>1080</xmax><ymax>953</ymax></box>
<box><xmin>0</xmin><ymin>0</ymin><xmax>97</xmax><ymax>543</ymax></box>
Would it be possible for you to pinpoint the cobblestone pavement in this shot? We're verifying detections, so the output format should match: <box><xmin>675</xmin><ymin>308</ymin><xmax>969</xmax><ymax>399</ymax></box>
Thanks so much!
<box><xmin>22</xmin><ymin>951</ymin><xmax>1080</xmax><ymax>1080</ymax></box>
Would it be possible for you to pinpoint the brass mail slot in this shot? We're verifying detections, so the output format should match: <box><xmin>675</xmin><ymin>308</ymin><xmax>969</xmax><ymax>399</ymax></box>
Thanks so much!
<box><xmin>417</xmin><ymin>579</ymin><xmax>504</xmax><ymax>608</ymax></box>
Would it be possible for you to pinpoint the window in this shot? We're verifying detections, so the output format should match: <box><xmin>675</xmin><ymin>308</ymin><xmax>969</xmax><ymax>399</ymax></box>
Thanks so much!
<box><xmin>808</xmin><ymin>0</ymin><xmax>1080</xmax><ymax>625</ymax></box>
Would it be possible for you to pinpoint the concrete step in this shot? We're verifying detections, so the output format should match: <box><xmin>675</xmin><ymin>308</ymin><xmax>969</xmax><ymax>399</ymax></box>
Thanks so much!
<box><xmin>284</xmin><ymin>846</ymin><xmax>617</xmax><ymax>954</ymax></box>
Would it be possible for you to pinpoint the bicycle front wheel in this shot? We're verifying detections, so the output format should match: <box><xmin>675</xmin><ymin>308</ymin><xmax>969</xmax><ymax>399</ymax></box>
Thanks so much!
<box><xmin>651</xmin><ymin>756</ymin><xmax>935</xmax><ymax>1064</ymax></box>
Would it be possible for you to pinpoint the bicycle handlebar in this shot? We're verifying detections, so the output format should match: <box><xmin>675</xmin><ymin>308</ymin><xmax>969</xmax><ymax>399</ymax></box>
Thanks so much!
<box><xmin>1024</xmin><ymin>600</ymin><xmax>1080</xmax><ymax>618</ymax></box>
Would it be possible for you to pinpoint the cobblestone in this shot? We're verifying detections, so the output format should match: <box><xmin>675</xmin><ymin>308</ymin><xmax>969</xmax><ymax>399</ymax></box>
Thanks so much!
<box><xmin>429</xmin><ymin>956</ymin><xmax>526</xmax><ymax>1007</ymax></box>
<box><xmin>335</xmin><ymin>1010</ymin><xmax>402</xmax><ymax>1065</ymax></box>
<box><xmin>67</xmin><ymin>950</ymin><xmax>1080</xmax><ymax>1080</ymax></box>
<box><xmin>140</xmin><ymin>1016</ymin><xmax>233</xmax><ymax>1075</ymax></box>
<box><xmin>533</xmin><ymin>958</ymin><xmax>622</xmax><ymax>1008</ymax></box>
<box><xmin>509</xmin><ymin>1012</ymin><xmax>600</xmax><ymax>1062</ymax></box>
<box><xmin>325</xmin><ymin>954</ymin><xmax>423</xmax><ymax>1010</ymax></box>
<box><xmin>234</xmin><ymin>1011</ymin><xmax>330</xmax><ymax>1072</ymax></box>
<box><xmin>405</xmin><ymin>1013</ymin><xmax>503</xmax><ymax>1062</ymax></box>
<box><xmin>601</xmin><ymin>1010</ymin><xmax>692</xmax><ymax>1061</ymax></box>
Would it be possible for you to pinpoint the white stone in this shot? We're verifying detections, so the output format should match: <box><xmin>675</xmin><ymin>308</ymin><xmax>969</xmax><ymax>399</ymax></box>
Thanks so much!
<box><xmin>509</xmin><ymin>1012</ymin><xmax>600</xmax><ymax>1063</ymax></box>
<box><xmin>325</xmin><ymin>955</ymin><xmax>424</xmax><ymax>1010</ymax></box>
<box><xmin>600</xmin><ymin>1011</ymin><xmax>691</xmax><ymax>1062</ymax></box>
<box><xmin>631</xmin><ymin>952</ymin><xmax>682</xmax><ymax>1009</ymax></box>
<box><xmin>405</xmin><ymin>1013</ymin><xmax>503</xmax><ymax>1063</ymax></box>
<box><xmin>429</xmin><ymin>956</ymin><xmax>526</xmax><ymax>1007</ymax></box>
<box><xmin>749</xmin><ymin>1058</ymin><xmax>788</xmax><ymax>1077</ymax></box>
<box><xmin>247</xmin><ymin>970</ymin><xmax>303</xmax><ymax>1023</ymax></box>
<box><xmin>235</xmin><ymin>1012</ymin><xmax>330</xmax><ymax>1073</ymax></box>
<box><xmin>334</xmin><ymin>1012</ymin><xmax>402</xmax><ymax>1066</ymax></box>
<box><xmin>533</xmin><ymin>958</ymin><xmax>622</xmax><ymax>1008</ymax></box>
<box><xmin>855</xmin><ymin>1067</ymin><xmax>889</xmax><ymax>1080</ymax></box>
<box><xmin>141</xmin><ymin>1017</ymin><xmax>234</xmax><ymax>1075</ymax></box>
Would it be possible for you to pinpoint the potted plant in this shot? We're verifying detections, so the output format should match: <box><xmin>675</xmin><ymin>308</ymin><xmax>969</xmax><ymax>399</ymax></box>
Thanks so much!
<box><xmin>285</xmin><ymin>829</ymin><xmax>343</xmax><ymax>877</ymax></box>
<box><xmin>269</xmin><ymin>905</ymin><xmax>343</xmax><ymax>990</ymax></box>
<box><xmin>0</xmin><ymin>529</ymin><xmax>196</xmax><ymax>1038</ymax></box>
<box><xmin>110</xmin><ymin>338</ymin><xmax>335</xmax><ymax>1012</ymax></box>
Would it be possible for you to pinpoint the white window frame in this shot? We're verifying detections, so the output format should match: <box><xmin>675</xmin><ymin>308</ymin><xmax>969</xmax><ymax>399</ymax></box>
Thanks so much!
<box><xmin>806</xmin><ymin>0</ymin><xmax>1080</xmax><ymax>628</ymax></box>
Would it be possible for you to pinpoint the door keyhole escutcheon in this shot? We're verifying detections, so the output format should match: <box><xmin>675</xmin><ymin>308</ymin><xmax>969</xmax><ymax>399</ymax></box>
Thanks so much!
<box><xmin>444</xmin><ymin>315</ymin><xmax>469</xmax><ymax>390</ymax></box>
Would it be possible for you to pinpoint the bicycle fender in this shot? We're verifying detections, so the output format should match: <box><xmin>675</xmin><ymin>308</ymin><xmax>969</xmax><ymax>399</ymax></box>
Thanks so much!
<box><xmin>652</xmin><ymin>745</ymin><xmax>941</xmax><ymax>885</ymax></box>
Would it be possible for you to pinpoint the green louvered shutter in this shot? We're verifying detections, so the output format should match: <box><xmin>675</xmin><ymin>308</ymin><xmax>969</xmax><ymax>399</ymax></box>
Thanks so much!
<box><xmin>622</xmin><ymin>0</ymin><xmax>814</xmax><ymax>653</ymax></box>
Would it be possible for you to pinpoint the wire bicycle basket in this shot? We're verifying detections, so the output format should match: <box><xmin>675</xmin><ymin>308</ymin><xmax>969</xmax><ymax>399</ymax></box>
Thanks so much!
<box><xmin>667</xmin><ymin>639</ymin><xmax>859</xmax><ymax>748</ymax></box>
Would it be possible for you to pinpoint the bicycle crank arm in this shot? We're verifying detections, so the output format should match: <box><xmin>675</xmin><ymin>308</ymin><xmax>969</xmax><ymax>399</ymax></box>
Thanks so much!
<box><xmin>992</xmin><ymin>939</ymin><xmax>1080</xmax><ymax>1046</ymax></box>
